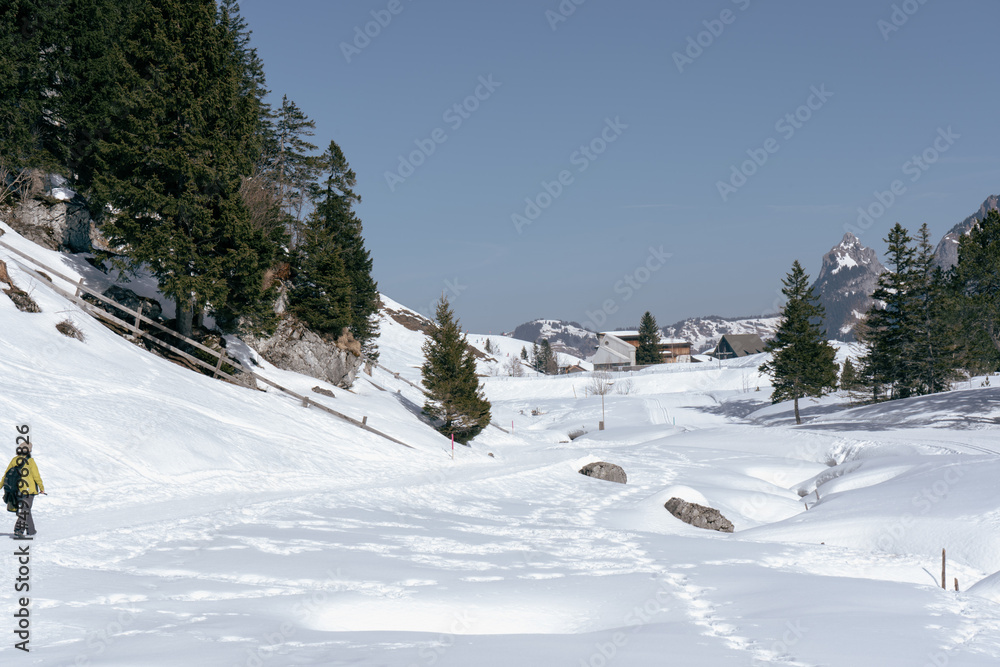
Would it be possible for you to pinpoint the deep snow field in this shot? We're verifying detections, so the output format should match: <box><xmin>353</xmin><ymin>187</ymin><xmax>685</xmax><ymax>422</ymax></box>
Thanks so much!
<box><xmin>2</xmin><ymin>222</ymin><xmax>1000</xmax><ymax>666</ymax></box>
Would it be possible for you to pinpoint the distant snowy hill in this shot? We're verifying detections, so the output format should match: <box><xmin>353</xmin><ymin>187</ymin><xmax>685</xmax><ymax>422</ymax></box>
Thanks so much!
<box><xmin>811</xmin><ymin>232</ymin><xmax>884</xmax><ymax>342</ymax></box>
<box><xmin>508</xmin><ymin>318</ymin><xmax>598</xmax><ymax>359</ymax></box>
<box><xmin>933</xmin><ymin>194</ymin><xmax>1000</xmax><ymax>270</ymax></box>
<box><xmin>662</xmin><ymin>315</ymin><xmax>780</xmax><ymax>354</ymax></box>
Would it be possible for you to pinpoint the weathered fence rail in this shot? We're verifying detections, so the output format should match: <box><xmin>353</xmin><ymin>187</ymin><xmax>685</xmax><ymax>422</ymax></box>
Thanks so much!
<box><xmin>0</xmin><ymin>240</ymin><xmax>415</xmax><ymax>450</ymax></box>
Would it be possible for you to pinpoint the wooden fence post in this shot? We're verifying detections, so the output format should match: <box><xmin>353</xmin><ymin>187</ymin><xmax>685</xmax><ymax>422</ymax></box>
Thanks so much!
<box><xmin>132</xmin><ymin>302</ymin><xmax>144</xmax><ymax>336</ymax></box>
<box><xmin>213</xmin><ymin>352</ymin><xmax>226</xmax><ymax>379</ymax></box>
<box><xmin>74</xmin><ymin>278</ymin><xmax>83</xmax><ymax>297</ymax></box>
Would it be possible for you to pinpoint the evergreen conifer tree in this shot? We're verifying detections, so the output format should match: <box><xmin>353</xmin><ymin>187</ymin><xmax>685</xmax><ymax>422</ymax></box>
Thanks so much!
<box><xmin>952</xmin><ymin>210</ymin><xmax>1000</xmax><ymax>367</ymax></box>
<box><xmin>538</xmin><ymin>339</ymin><xmax>558</xmax><ymax>374</ymax></box>
<box><xmin>421</xmin><ymin>297</ymin><xmax>492</xmax><ymax>443</ymax></box>
<box><xmin>520</xmin><ymin>346</ymin><xmax>528</xmax><ymax>361</ymax></box>
<box><xmin>840</xmin><ymin>357</ymin><xmax>858</xmax><ymax>391</ymax></box>
<box><xmin>531</xmin><ymin>341</ymin><xmax>541</xmax><ymax>372</ymax></box>
<box><xmin>758</xmin><ymin>260</ymin><xmax>839</xmax><ymax>424</ymax></box>
<box><xmin>636</xmin><ymin>311</ymin><xmax>661</xmax><ymax>365</ymax></box>
<box><xmin>93</xmin><ymin>0</ymin><xmax>276</xmax><ymax>337</ymax></box>
<box><xmin>858</xmin><ymin>224</ymin><xmax>918</xmax><ymax>400</ymax></box>
<box><xmin>291</xmin><ymin>141</ymin><xmax>379</xmax><ymax>357</ymax></box>
<box><xmin>908</xmin><ymin>223</ymin><xmax>959</xmax><ymax>394</ymax></box>
<box><xmin>267</xmin><ymin>95</ymin><xmax>320</xmax><ymax>245</ymax></box>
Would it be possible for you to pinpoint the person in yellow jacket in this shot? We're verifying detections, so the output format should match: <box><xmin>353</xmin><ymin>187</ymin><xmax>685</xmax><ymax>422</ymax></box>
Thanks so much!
<box><xmin>4</xmin><ymin>443</ymin><xmax>44</xmax><ymax>537</ymax></box>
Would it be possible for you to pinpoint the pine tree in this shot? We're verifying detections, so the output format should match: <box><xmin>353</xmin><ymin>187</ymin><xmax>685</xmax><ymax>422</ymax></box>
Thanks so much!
<box><xmin>275</xmin><ymin>96</ymin><xmax>319</xmax><ymax>239</ymax></box>
<box><xmin>538</xmin><ymin>339</ymin><xmax>558</xmax><ymax>374</ymax></box>
<box><xmin>0</xmin><ymin>0</ymin><xmax>58</xmax><ymax>197</ymax></box>
<box><xmin>636</xmin><ymin>311</ymin><xmax>661</xmax><ymax>365</ymax></box>
<box><xmin>421</xmin><ymin>297</ymin><xmax>492</xmax><ymax>444</ymax></box>
<box><xmin>758</xmin><ymin>260</ymin><xmax>839</xmax><ymax>424</ymax></box>
<box><xmin>291</xmin><ymin>141</ymin><xmax>379</xmax><ymax>357</ymax></box>
<box><xmin>909</xmin><ymin>223</ymin><xmax>959</xmax><ymax>395</ymax></box>
<box><xmin>858</xmin><ymin>224</ymin><xmax>917</xmax><ymax>400</ymax></box>
<box><xmin>953</xmin><ymin>209</ymin><xmax>1000</xmax><ymax>368</ymax></box>
<box><xmin>520</xmin><ymin>346</ymin><xmax>528</xmax><ymax>361</ymax></box>
<box><xmin>531</xmin><ymin>341</ymin><xmax>541</xmax><ymax>372</ymax></box>
<box><xmin>92</xmin><ymin>0</ymin><xmax>276</xmax><ymax>337</ymax></box>
<box><xmin>840</xmin><ymin>357</ymin><xmax>858</xmax><ymax>391</ymax></box>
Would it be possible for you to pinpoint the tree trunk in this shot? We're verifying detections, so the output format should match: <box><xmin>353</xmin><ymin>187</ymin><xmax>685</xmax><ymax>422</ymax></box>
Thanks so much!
<box><xmin>793</xmin><ymin>396</ymin><xmax>801</xmax><ymax>425</ymax></box>
<box><xmin>176</xmin><ymin>296</ymin><xmax>194</xmax><ymax>338</ymax></box>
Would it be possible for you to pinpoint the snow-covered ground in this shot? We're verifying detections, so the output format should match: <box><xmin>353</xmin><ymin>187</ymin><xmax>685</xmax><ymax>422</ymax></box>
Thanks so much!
<box><xmin>2</xmin><ymin>222</ymin><xmax>1000</xmax><ymax>665</ymax></box>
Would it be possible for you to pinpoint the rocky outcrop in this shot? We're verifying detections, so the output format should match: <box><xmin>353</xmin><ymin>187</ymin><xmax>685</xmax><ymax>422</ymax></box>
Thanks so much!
<box><xmin>664</xmin><ymin>497</ymin><xmax>734</xmax><ymax>533</ymax></box>
<box><xmin>579</xmin><ymin>461</ymin><xmax>627</xmax><ymax>484</ymax></box>
<box><xmin>6</xmin><ymin>197</ymin><xmax>103</xmax><ymax>253</ymax></box>
<box><xmin>245</xmin><ymin>316</ymin><xmax>362</xmax><ymax>389</ymax></box>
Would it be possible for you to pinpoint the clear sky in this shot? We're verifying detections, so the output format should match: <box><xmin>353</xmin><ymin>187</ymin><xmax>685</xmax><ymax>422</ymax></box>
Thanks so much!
<box><xmin>238</xmin><ymin>0</ymin><xmax>1000</xmax><ymax>333</ymax></box>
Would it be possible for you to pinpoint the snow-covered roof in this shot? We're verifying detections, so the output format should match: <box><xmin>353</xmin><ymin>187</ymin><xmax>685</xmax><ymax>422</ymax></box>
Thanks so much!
<box><xmin>599</xmin><ymin>331</ymin><xmax>689</xmax><ymax>345</ymax></box>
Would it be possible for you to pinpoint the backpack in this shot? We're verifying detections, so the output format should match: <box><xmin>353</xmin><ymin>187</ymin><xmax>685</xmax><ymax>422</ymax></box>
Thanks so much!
<box><xmin>3</xmin><ymin>456</ymin><xmax>28</xmax><ymax>513</ymax></box>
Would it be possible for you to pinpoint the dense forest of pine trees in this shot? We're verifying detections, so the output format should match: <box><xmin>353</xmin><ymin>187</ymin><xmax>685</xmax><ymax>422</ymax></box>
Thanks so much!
<box><xmin>0</xmin><ymin>0</ymin><xmax>379</xmax><ymax>354</ymax></box>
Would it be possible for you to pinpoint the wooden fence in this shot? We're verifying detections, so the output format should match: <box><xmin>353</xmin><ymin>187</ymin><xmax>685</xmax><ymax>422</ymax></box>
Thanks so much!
<box><xmin>0</xmin><ymin>240</ymin><xmax>415</xmax><ymax>450</ymax></box>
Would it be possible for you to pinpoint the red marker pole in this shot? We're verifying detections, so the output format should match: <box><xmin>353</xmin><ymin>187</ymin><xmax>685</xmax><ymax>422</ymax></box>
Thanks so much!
<box><xmin>451</xmin><ymin>433</ymin><xmax>454</xmax><ymax>460</ymax></box>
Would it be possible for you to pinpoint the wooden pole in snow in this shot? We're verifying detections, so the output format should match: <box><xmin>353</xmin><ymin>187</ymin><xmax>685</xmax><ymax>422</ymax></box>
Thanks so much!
<box><xmin>942</xmin><ymin>548</ymin><xmax>946</xmax><ymax>590</ymax></box>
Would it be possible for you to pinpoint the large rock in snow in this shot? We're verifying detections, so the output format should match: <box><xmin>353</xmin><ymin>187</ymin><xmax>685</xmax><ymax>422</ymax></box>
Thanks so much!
<box><xmin>664</xmin><ymin>497</ymin><xmax>734</xmax><ymax>533</ymax></box>
<box><xmin>579</xmin><ymin>461</ymin><xmax>627</xmax><ymax>484</ymax></box>
<box><xmin>246</xmin><ymin>316</ymin><xmax>362</xmax><ymax>389</ymax></box>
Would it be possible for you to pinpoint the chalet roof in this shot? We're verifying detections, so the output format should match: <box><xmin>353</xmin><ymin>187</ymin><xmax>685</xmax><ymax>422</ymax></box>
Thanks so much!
<box><xmin>717</xmin><ymin>333</ymin><xmax>766</xmax><ymax>356</ymax></box>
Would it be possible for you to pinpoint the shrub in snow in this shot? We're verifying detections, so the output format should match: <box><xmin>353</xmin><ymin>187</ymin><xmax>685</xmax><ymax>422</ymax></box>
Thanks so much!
<box><xmin>55</xmin><ymin>319</ymin><xmax>84</xmax><ymax>341</ymax></box>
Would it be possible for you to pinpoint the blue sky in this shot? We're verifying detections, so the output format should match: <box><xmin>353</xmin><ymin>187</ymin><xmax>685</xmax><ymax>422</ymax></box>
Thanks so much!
<box><xmin>239</xmin><ymin>0</ymin><xmax>1000</xmax><ymax>333</ymax></box>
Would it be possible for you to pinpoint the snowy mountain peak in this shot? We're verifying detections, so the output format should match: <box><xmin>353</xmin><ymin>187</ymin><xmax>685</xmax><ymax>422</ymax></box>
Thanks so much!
<box><xmin>933</xmin><ymin>194</ymin><xmax>1000</xmax><ymax>270</ymax></box>
<box><xmin>812</xmin><ymin>233</ymin><xmax>884</xmax><ymax>341</ymax></box>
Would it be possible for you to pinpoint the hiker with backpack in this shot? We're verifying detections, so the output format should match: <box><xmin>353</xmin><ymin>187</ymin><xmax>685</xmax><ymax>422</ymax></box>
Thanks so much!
<box><xmin>3</xmin><ymin>443</ymin><xmax>44</xmax><ymax>537</ymax></box>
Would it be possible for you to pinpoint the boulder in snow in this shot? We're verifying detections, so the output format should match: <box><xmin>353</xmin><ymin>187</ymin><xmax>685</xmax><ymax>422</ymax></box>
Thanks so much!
<box><xmin>664</xmin><ymin>497</ymin><xmax>734</xmax><ymax>533</ymax></box>
<box><xmin>579</xmin><ymin>461</ymin><xmax>627</xmax><ymax>484</ymax></box>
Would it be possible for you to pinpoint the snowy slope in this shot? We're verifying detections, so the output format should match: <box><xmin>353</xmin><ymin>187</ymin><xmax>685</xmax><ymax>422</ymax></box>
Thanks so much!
<box><xmin>2</xmin><ymin>222</ymin><xmax>1000</xmax><ymax>666</ymax></box>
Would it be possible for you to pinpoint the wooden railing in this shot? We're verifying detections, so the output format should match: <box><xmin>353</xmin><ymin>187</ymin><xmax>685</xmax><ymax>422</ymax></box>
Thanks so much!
<box><xmin>0</xmin><ymin>240</ymin><xmax>415</xmax><ymax>450</ymax></box>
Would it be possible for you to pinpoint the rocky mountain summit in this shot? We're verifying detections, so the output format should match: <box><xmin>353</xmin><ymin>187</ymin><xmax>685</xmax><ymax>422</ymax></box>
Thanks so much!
<box><xmin>811</xmin><ymin>232</ymin><xmax>885</xmax><ymax>342</ymax></box>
